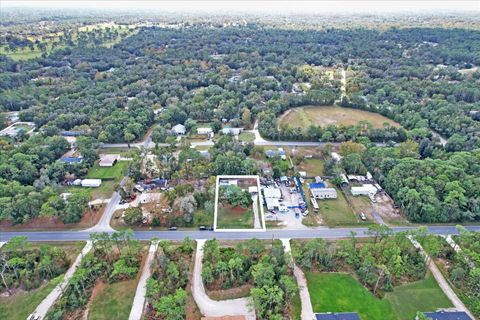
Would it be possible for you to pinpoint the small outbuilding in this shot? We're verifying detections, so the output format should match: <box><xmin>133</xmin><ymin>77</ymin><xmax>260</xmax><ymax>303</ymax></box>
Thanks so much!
<box><xmin>81</xmin><ymin>179</ymin><xmax>102</xmax><ymax>188</ymax></box>
<box><xmin>197</xmin><ymin>127</ymin><xmax>213</xmax><ymax>135</ymax></box>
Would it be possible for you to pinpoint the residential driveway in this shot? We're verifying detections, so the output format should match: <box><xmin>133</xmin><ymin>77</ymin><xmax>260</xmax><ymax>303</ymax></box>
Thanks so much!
<box><xmin>192</xmin><ymin>240</ymin><xmax>256</xmax><ymax>320</ymax></box>
<box><xmin>281</xmin><ymin>239</ymin><xmax>315</xmax><ymax>320</ymax></box>
<box><xmin>33</xmin><ymin>241</ymin><xmax>93</xmax><ymax>319</ymax></box>
<box><xmin>129</xmin><ymin>241</ymin><xmax>158</xmax><ymax>320</ymax></box>
<box><xmin>408</xmin><ymin>236</ymin><xmax>474</xmax><ymax>319</ymax></box>
<box><xmin>252</xmin><ymin>194</ymin><xmax>262</xmax><ymax>229</ymax></box>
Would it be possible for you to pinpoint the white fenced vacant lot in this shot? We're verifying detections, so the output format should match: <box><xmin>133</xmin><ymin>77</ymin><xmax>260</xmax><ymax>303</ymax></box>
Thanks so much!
<box><xmin>214</xmin><ymin>175</ymin><xmax>266</xmax><ymax>232</ymax></box>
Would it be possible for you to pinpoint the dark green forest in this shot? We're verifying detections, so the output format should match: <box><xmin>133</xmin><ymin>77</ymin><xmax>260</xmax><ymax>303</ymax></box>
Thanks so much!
<box><xmin>0</xmin><ymin>23</ymin><xmax>479</xmax><ymax>224</ymax></box>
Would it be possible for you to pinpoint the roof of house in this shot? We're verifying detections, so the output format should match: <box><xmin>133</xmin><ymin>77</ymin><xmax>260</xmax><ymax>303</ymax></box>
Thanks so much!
<box><xmin>423</xmin><ymin>311</ymin><xmax>472</xmax><ymax>320</ymax></box>
<box><xmin>265</xmin><ymin>149</ymin><xmax>286</xmax><ymax>157</ymax></box>
<box><xmin>60</xmin><ymin>156</ymin><xmax>83</xmax><ymax>163</ymax></box>
<box><xmin>172</xmin><ymin>124</ymin><xmax>186</xmax><ymax>133</ymax></box>
<box><xmin>315</xmin><ymin>313</ymin><xmax>361</xmax><ymax>320</ymax></box>
<box><xmin>99</xmin><ymin>154</ymin><xmax>120</xmax><ymax>166</ymax></box>
<box><xmin>221</xmin><ymin>127</ymin><xmax>243</xmax><ymax>135</ymax></box>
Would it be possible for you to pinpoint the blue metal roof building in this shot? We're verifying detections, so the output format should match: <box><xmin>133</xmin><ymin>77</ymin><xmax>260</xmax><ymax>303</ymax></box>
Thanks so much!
<box><xmin>315</xmin><ymin>312</ymin><xmax>361</xmax><ymax>320</ymax></box>
<box><xmin>423</xmin><ymin>311</ymin><xmax>472</xmax><ymax>320</ymax></box>
<box><xmin>310</xmin><ymin>182</ymin><xmax>327</xmax><ymax>189</ymax></box>
<box><xmin>59</xmin><ymin>156</ymin><xmax>83</xmax><ymax>164</ymax></box>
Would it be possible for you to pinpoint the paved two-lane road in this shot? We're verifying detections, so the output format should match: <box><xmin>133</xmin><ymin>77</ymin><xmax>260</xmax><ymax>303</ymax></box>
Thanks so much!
<box><xmin>2</xmin><ymin>225</ymin><xmax>480</xmax><ymax>243</ymax></box>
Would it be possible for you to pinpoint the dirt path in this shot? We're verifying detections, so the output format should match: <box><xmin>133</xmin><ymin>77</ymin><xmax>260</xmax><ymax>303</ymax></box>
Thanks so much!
<box><xmin>192</xmin><ymin>239</ymin><xmax>255</xmax><ymax>320</ymax></box>
<box><xmin>407</xmin><ymin>236</ymin><xmax>474</xmax><ymax>319</ymax></box>
<box><xmin>33</xmin><ymin>241</ymin><xmax>93</xmax><ymax>319</ymax></box>
<box><xmin>128</xmin><ymin>241</ymin><xmax>158</xmax><ymax>320</ymax></box>
<box><xmin>281</xmin><ymin>239</ymin><xmax>315</xmax><ymax>320</ymax></box>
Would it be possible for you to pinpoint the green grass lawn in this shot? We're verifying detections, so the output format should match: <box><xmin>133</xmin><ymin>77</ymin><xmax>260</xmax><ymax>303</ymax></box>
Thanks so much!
<box><xmin>0</xmin><ymin>275</ymin><xmax>63</xmax><ymax>320</ymax></box>
<box><xmin>239</xmin><ymin>132</ymin><xmax>255</xmax><ymax>143</ymax></box>
<box><xmin>86</xmin><ymin>161</ymin><xmax>128</xmax><ymax>180</ymax></box>
<box><xmin>306</xmin><ymin>272</ymin><xmax>452</xmax><ymax>320</ymax></box>
<box><xmin>306</xmin><ymin>272</ymin><xmax>395</xmax><ymax>320</ymax></box>
<box><xmin>216</xmin><ymin>206</ymin><xmax>254</xmax><ymax>229</ymax></box>
<box><xmin>319</xmin><ymin>187</ymin><xmax>362</xmax><ymax>226</ymax></box>
<box><xmin>386</xmin><ymin>271</ymin><xmax>452</xmax><ymax>320</ymax></box>
<box><xmin>88</xmin><ymin>279</ymin><xmax>137</xmax><ymax>320</ymax></box>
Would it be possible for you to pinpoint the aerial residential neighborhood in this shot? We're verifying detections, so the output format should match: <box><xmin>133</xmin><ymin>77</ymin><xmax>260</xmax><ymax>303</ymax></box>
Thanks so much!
<box><xmin>0</xmin><ymin>1</ymin><xmax>479</xmax><ymax>320</ymax></box>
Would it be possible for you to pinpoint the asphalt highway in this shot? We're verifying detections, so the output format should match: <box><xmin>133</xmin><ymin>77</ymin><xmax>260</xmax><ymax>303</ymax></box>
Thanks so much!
<box><xmin>2</xmin><ymin>225</ymin><xmax>480</xmax><ymax>243</ymax></box>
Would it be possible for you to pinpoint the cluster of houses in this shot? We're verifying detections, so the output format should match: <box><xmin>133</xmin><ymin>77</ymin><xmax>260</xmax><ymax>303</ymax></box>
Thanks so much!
<box><xmin>337</xmin><ymin>173</ymin><xmax>383</xmax><ymax>203</ymax></box>
<box><xmin>0</xmin><ymin>121</ymin><xmax>35</xmax><ymax>138</ymax></box>
<box><xmin>171</xmin><ymin>123</ymin><xmax>245</xmax><ymax>139</ymax></box>
<box><xmin>265</xmin><ymin>147</ymin><xmax>287</xmax><ymax>160</ymax></box>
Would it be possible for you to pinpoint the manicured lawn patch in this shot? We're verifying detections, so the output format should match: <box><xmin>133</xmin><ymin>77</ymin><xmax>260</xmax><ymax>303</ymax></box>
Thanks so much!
<box><xmin>306</xmin><ymin>272</ymin><xmax>395</xmax><ymax>320</ymax></box>
<box><xmin>0</xmin><ymin>275</ymin><xmax>63</xmax><ymax>320</ymax></box>
<box><xmin>386</xmin><ymin>271</ymin><xmax>452</xmax><ymax>320</ymax></box>
<box><xmin>88</xmin><ymin>279</ymin><xmax>137</xmax><ymax>320</ymax></box>
<box><xmin>86</xmin><ymin>161</ymin><xmax>128</xmax><ymax>180</ymax></box>
<box><xmin>216</xmin><ymin>206</ymin><xmax>253</xmax><ymax>229</ymax></box>
<box><xmin>280</xmin><ymin>105</ymin><xmax>401</xmax><ymax>129</ymax></box>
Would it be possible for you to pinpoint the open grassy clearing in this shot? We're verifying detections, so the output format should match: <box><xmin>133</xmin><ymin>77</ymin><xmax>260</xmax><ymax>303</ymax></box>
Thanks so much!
<box><xmin>280</xmin><ymin>105</ymin><xmax>401</xmax><ymax>129</ymax></box>
<box><xmin>216</xmin><ymin>206</ymin><xmax>254</xmax><ymax>229</ymax></box>
<box><xmin>306</xmin><ymin>271</ymin><xmax>451</xmax><ymax>320</ymax></box>
<box><xmin>86</xmin><ymin>161</ymin><xmax>128</xmax><ymax>180</ymax></box>
<box><xmin>0</xmin><ymin>274</ymin><xmax>63</xmax><ymax>320</ymax></box>
<box><xmin>298</xmin><ymin>158</ymin><xmax>324</xmax><ymax>177</ymax></box>
<box><xmin>87</xmin><ymin>278</ymin><xmax>137</xmax><ymax>320</ymax></box>
<box><xmin>318</xmin><ymin>187</ymin><xmax>364</xmax><ymax>226</ymax></box>
<box><xmin>238</xmin><ymin>132</ymin><xmax>255</xmax><ymax>143</ymax></box>
<box><xmin>385</xmin><ymin>271</ymin><xmax>452</xmax><ymax>320</ymax></box>
<box><xmin>307</xmin><ymin>272</ymin><xmax>395</xmax><ymax>320</ymax></box>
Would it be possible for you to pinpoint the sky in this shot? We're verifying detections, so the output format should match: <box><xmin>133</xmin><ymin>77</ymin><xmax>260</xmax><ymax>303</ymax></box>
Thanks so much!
<box><xmin>2</xmin><ymin>1</ymin><xmax>479</xmax><ymax>14</ymax></box>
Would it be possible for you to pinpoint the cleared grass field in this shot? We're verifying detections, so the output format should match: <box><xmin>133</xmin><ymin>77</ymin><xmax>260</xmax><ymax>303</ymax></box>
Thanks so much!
<box><xmin>318</xmin><ymin>187</ymin><xmax>362</xmax><ymax>226</ymax></box>
<box><xmin>238</xmin><ymin>132</ymin><xmax>255</xmax><ymax>143</ymax></box>
<box><xmin>306</xmin><ymin>272</ymin><xmax>451</xmax><ymax>320</ymax></box>
<box><xmin>386</xmin><ymin>272</ymin><xmax>452</xmax><ymax>320</ymax></box>
<box><xmin>0</xmin><ymin>275</ymin><xmax>63</xmax><ymax>320</ymax></box>
<box><xmin>216</xmin><ymin>206</ymin><xmax>254</xmax><ymax>229</ymax></box>
<box><xmin>88</xmin><ymin>279</ymin><xmax>137</xmax><ymax>320</ymax></box>
<box><xmin>298</xmin><ymin>158</ymin><xmax>324</xmax><ymax>177</ymax></box>
<box><xmin>306</xmin><ymin>272</ymin><xmax>395</xmax><ymax>320</ymax></box>
<box><xmin>280</xmin><ymin>105</ymin><xmax>401</xmax><ymax>129</ymax></box>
